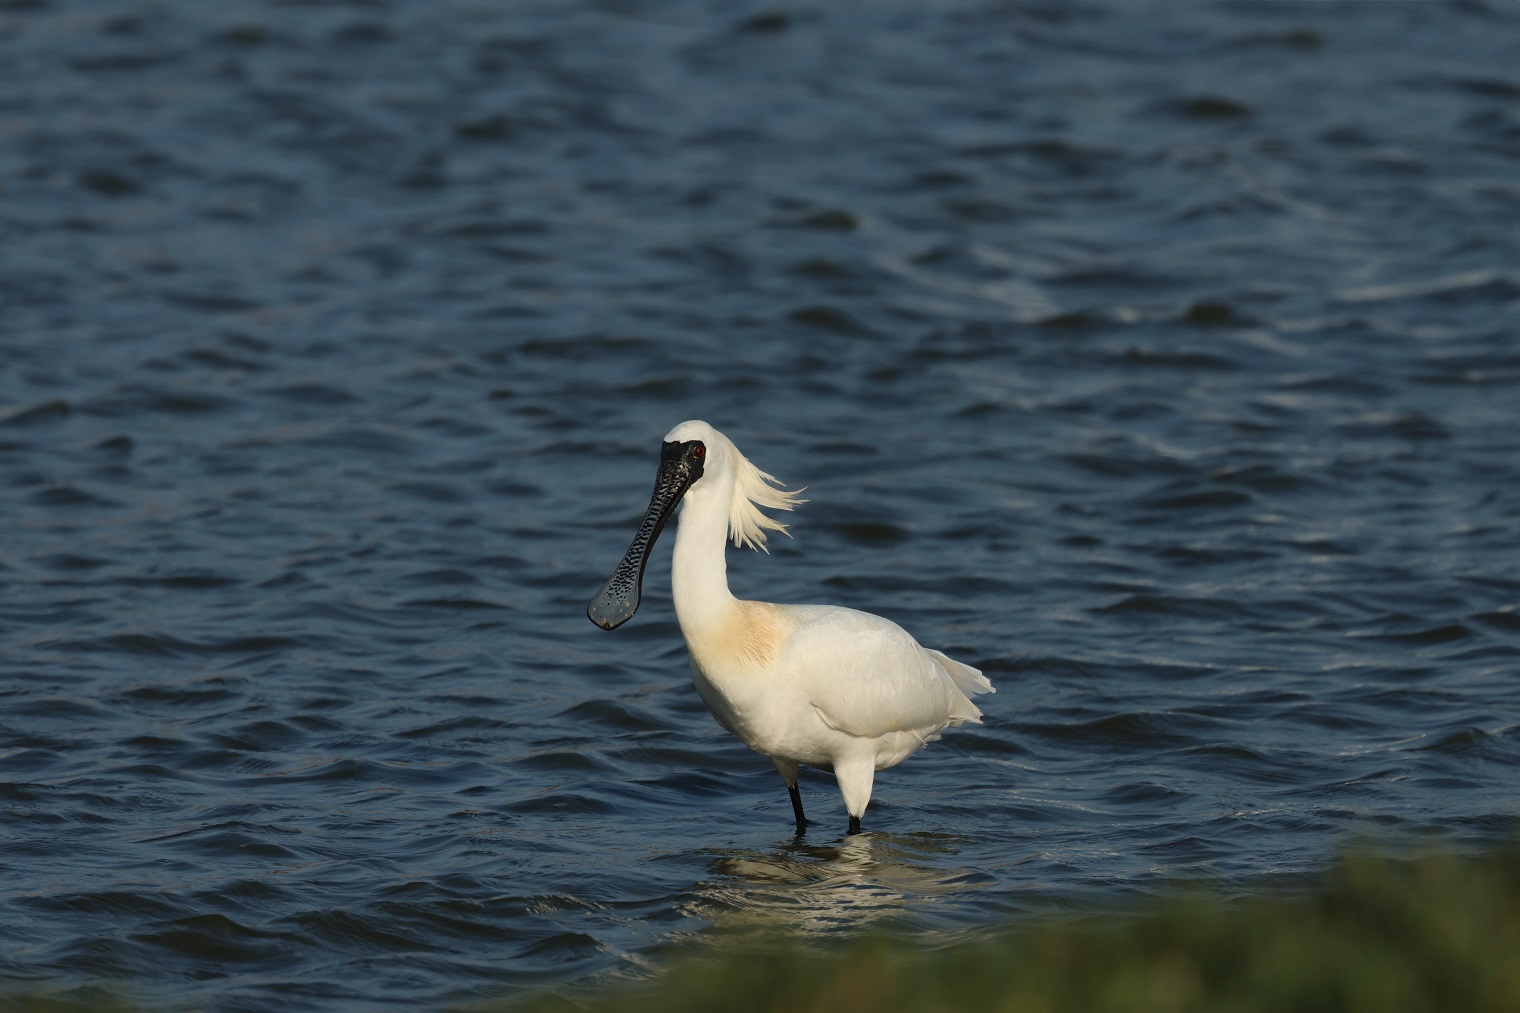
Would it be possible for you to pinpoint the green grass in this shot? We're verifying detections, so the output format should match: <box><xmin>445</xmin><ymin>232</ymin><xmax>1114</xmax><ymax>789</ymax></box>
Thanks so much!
<box><xmin>510</xmin><ymin>844</ymin><xmax>1520</xmax><ymax>1013</ymax></box>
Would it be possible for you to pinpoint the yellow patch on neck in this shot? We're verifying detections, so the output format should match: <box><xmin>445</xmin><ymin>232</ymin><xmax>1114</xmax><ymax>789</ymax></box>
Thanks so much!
<box><xmin>689</xmin><ymin>600</ymin><xmax>793</xmax><ymax>671</ymax></box>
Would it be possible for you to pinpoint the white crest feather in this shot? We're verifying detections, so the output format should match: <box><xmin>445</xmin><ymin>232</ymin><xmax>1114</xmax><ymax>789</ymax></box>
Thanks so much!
<box><xmin>727</xmin><ymin>443</ymin><xmax>805</xmax><ymax>553</ymax></box>
<box><xmin>661</xmin><ymin>420</ymin><xmax>807</xmax><ymax>553</ymax></box>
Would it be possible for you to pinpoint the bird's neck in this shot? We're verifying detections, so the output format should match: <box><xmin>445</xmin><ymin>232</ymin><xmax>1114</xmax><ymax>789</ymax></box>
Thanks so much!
<box><xmin>671</xmin><ymin>477</ymin><xmax>741</xmax><ymax>637</ymax></box>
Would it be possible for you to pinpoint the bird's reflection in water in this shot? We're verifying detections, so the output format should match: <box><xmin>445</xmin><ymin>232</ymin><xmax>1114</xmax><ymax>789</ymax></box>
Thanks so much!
<box><xmin>683</xmin><ymin>830</ymin><xmax>993</xmax><ymax>938</ymax></box>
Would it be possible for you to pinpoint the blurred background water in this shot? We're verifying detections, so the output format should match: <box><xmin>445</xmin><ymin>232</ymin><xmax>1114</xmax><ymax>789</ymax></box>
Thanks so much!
<box><xmin>2</xmin><ymin>1</ymin><xmax>1518</xmax><ymax>1010</ymax></box>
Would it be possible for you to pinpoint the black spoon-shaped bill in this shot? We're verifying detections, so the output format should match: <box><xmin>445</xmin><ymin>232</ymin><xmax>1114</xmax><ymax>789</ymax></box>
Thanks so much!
<box><xmin>587</xmin><ymin>441</ymin><xmax>704</xmax><ymax>631</ymax></box>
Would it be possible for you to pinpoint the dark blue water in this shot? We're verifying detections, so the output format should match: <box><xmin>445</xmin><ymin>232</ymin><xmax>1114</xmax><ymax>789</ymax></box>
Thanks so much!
<box><xmin>3</xmin><ymin>1</ymin><xmax>1519</xmax><ymax>1009</ymax></box>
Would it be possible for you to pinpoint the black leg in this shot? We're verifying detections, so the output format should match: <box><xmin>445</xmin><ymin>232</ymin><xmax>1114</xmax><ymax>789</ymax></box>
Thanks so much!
<box><xmin>848</xmin><ymin>814</ymin><xmax>861</xmax><ymax>835</ymax></box>
<box><xmin>788</xmin><ymin>783</ymin><xmax>807</xmax><ymax>833</ymax></box>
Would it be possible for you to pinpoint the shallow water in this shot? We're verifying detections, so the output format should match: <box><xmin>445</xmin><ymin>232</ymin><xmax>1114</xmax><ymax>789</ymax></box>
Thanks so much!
<box><xmin>2</xmin><ymin>1</ymin><xmax>1519</xmax><ymax>1009</ymax></box>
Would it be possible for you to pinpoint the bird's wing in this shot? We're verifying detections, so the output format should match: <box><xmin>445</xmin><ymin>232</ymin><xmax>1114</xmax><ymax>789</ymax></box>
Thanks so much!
<box><xmin>778</xmin><ymin>605</ymin><xmax>978</xmax><ymax>740</ymax></box>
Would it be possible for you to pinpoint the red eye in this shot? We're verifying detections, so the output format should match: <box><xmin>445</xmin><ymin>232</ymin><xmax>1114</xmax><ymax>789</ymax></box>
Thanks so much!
<box><xmin>692</xmin><ymin>445</ymin><xmax>705</xmax><ymax>458</ymax></box>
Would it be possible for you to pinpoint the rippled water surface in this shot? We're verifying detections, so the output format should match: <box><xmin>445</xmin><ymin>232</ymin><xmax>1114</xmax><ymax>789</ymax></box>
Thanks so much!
<box><xmin>3</xmin><ymin>1</ymin><xmax>1520</xmax><ymax>1009</ymax></box>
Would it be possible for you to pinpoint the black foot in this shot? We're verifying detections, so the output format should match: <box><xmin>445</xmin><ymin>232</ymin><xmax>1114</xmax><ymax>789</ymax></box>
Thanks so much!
<box><xmin>788</xmin><ymin>783</ymin><xmax>807</xmax><ymax>834</ymax></box>
<box><xmin>847</xmin><ymin>814</ymin><xmax>861</xmax><ymax>835</ymax></box>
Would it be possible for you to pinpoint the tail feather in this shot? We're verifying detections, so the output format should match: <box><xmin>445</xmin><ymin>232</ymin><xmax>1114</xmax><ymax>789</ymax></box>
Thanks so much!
<box><xmin>927</xmin><ymin>649</ymin><xmax>993</xmax><ymax>725</ymax></box>
<box><xmin>928</xmin><ymin>649</ymin><xmax>993</xmax><ymax>697</ymax></box>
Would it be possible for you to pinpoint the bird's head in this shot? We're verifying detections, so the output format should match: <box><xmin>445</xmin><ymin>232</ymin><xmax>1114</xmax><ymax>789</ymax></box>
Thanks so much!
<box><xmin>587</xmin><ymin>421</ymin><xmax>803</xmax><ymax>631</ymax></box>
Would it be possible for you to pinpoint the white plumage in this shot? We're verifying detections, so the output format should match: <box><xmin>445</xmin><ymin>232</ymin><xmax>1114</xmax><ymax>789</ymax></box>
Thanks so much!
<box><xmin>589</xmin><ymin>420</ymin><xmax>993</xmax><ymax>834</ymax></box>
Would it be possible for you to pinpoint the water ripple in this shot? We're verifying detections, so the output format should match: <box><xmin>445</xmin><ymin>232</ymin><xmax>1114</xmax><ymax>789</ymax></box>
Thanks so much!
<box><xmin>2</xmin><ymin>0</ymin><xmax>1519</xmax><ymax>1010</ymax></box>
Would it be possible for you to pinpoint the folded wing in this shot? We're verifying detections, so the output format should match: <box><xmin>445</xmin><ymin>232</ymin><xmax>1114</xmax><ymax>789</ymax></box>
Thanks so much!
<box><xmin>778</xmin><ymin>605</ymin><xmax>991</xmax><ymax>742</ymax></box>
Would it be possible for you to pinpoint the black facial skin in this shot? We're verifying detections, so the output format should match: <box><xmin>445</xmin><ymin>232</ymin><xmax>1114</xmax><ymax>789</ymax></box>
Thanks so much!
<box><xmin>587</xmin><ymin>440</ymin><xmax>706</xmax><ymax>631</ymax></box>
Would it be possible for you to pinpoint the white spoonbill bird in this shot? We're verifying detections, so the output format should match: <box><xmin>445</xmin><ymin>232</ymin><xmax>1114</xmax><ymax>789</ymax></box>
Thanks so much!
<box><xmin>588</xmin><ymin>421</ymin><xmax>993</xmax><ymax>835</ymax></box>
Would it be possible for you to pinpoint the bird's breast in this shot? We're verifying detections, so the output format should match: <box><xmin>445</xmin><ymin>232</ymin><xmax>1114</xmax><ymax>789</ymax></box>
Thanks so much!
<box><xmin>683</xmin><ymin>602</ymin><xmax>837</xmax><ymax>760</ymax></box>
